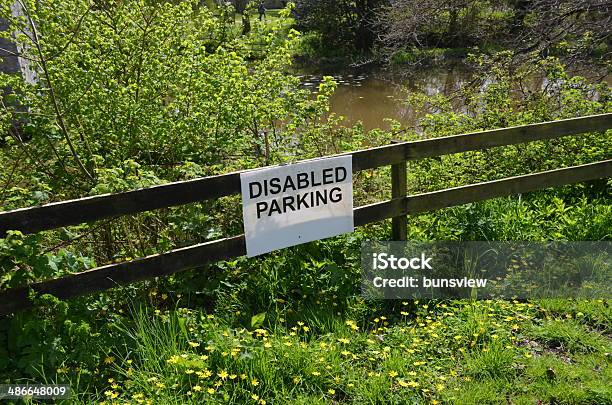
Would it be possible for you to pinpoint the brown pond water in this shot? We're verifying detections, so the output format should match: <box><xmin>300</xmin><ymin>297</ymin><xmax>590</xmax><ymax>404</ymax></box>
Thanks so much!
<box><xmin>296</xmin><ymin>63</ymin><xmax>610</xmax><ymax>131</ymax></box>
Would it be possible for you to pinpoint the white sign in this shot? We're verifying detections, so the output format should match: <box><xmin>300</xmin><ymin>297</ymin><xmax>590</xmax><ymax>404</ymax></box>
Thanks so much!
<box><xmin>240</xmin><ymin>156</ymin><xmax>354</xmax><ymax>257</ymax></box>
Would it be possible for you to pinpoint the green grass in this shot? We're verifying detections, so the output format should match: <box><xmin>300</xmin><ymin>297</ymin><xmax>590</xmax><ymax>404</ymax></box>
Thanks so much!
<box><xmin>58</xmin><ymin>299</ymin><xmax>610</xmax><ymax>404</ymax></box>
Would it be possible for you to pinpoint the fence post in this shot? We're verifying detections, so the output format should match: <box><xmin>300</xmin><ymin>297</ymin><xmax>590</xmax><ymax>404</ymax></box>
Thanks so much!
<box><xmin>391</xmin><ymin>140</ymin><xmax>407</xmax><ymax>241</ymax></box>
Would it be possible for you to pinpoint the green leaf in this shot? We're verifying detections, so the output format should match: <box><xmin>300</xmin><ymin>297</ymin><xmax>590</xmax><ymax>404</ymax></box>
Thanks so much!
<box><xmin>250</xmin><ymin>312</ymin><xmax>266</xmax><ymax>328</ymax></box>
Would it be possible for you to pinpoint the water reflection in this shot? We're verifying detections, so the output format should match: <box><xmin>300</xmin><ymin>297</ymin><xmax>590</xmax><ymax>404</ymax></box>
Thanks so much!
<box><xmin>296</xmin><ymin>64</ymin><xmax>610</xmax><ymax>131</ymax></box>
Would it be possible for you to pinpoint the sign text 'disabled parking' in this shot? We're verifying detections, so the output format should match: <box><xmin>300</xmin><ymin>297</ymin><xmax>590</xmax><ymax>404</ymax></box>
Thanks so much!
<box><xmin>240</xmin><ymin>156</ymin><xmax>354</xmax><ymax>257</ymax></box>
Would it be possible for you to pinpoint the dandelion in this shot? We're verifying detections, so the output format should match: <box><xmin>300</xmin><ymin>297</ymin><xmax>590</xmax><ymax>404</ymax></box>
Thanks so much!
<box><xmin>293</xmin><ymin>376</ymin><xmax>301</xmax><ymax>384</ymax></box>
<box><xmin>193</xmin><ymin>385</ymin><xmax>202</xmax><ymax>392</ymax></box>
<box><xmin>218</xmin><ymin>370</ymin><xmax>229</xmax><ymax>380</ymax></box>
<box><xmin>252</xmin><ymin>394</ymin><xmax>260</xmax><ymax>400</ymax></box>
<box><xmin>251</xmin><ymin>378</ymin><xmax>260</xmax><ymax>386</ymax></box>
<box><xmin>338</xmin><ymin>338</ymin><xmax>350</xmax><ymax>344</ymax></box>
<box><xmin>328</xmin><ymin>389</ymin><xmax>336</xmax><ymax>395</ymax></box>
<box><xmin>207</xmin><ymin>388</ymin><xmax>215</xmax><ymax>394</ymax></box>
<box><xmin>188</xmin><ymin>341</ymin><xmax>200</xmax><ymax>348</ymax></box>
<box><xmin>104</xmin><ymin>356</ymin><xmax>115</xmax><ymax>364</ymax></box>
<box><xmin>104</xmin><ymin>390</ymin><xmax>119</xmax><ymax>399</ymax></box>
<box><xmin>311</xmin><ymin>371</ymin><xmax>321</xmax><ymax>376</ymax></box>
<box><xmin>264</xmin><ymin>342</ymin><xmax>272</xmax><ymax>348</ymax></box>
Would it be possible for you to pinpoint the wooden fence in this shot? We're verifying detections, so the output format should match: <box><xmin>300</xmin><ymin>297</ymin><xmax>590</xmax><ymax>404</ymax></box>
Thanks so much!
<box><xmin>0</xmin><ymin>113</ymin><xmax>611</xmax><ymax>314</ymax></box>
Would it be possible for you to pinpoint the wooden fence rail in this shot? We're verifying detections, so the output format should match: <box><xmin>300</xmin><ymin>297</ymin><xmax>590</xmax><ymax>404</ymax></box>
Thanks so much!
<box><xmin>1</xmin><ymin>113</ymin><xmax>610</xmax><ymax>236</ymax></box>
<box><xmin>0</xmin><ymin>113</ymin><xmax>611</xmax><ymax>314</ymax></box>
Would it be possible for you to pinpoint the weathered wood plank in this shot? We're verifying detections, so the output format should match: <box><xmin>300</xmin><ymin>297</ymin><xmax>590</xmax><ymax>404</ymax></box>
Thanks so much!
<box><xmin>0</xmin><ymin>235</ymin><xmax>246</xmax><ymax>314</ymax></box>
<box><xmin>0</xmin><ymin>113</ymin><xmax>610</xmax><ymax>236</ymax></box>
<box><xmin>358</xmin><ymin>160</ymin><xmax>612</xmax><ymax>225</ymax></box>
<box><xmin>2</xmin><ymin>160</ymin><xmax>608</xmax><ymax>314</ymax></box>
<box><xmin>391</xmin><ymin>141</ymin><xmax>408</xmax><ymax>240</ymax></box>
<box><xmin>0</xmin><ymin>173</ymin><xmax>242</xmax><ymax>236</ymax></box>
<box><xmin>406</xmin><ymin>159</ymin><xmax>612</xmax><ymax>214</ymax></box>
<box><xmin>403</xmin><ymin>113</ymin><xmax>612</xmax><ymax>160</ymax></box>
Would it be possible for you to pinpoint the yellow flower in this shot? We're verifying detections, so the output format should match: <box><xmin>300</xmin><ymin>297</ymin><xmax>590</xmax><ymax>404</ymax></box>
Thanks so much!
<box><xmin>193</xmin><ymin>385</ymin><xmax>202</xmax><ymax>392</ymax></box>
<box><xmin>229</xmin><ymin>374</ymin><xmax>237</xmax><ymax>380</ymax></box>
<box><xmin>264</xmin><ymin>342</ymin><xmax>272</xmax><ymax>348</ymax></box>
<box><xmin>188</xmin><ymin>341</ymin><xmax>200</xmax><ymax>348</ymax></box>
<box><xmin>240</xmin><ymin>374</ymin><xmax>247</xmax><ymax>380</ymax></box>
<box><xmin>328</xmin><ymin>389</ymin><xmax>336</xmax><ymax>395</ymax></box>
<box><xmin>104</xmin><ymin>390</ymin><xmax>119</xmax><ymax>398</ymax></box>
<box><xmin>104</xmin><ymin>356</ymin><xmax>115</xmax><ymax>364</ymax></box>
<box><xmin>338</xmin><ymin>338</ymin><xmax>350</xmax><ymax>344</ymax></box>
<box><xmin>293</xmin><ymin>376</ymin><xmax>301</xmax><ymax>384</ymax></box>
<box><xmin>251</xmin><ymin>378</ymin><xmax>260</xmax><ymax>386</ymax></box>
<box><xmin>311</xmin><ymin>371</ymin><xmax>321</xmax><ymax>376</ymax></box>
<box><xmin>218</xmin><ymin>370</ymin><xmax>229</xmax><ymax>380</ymax></box>
<box><xmin>207</xmin><ymin>388</ymin><xmax>215</xmax><ymax>394</ymax></box>
<box><xmin>252</xmin><ymin>394</ymin><xmax>260</xmax><ymax>400</ymax></box>
<box><xmin>388</xmin><ymin>371</ymin><xmax>398</xmax><ymax>378</ymax></box>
